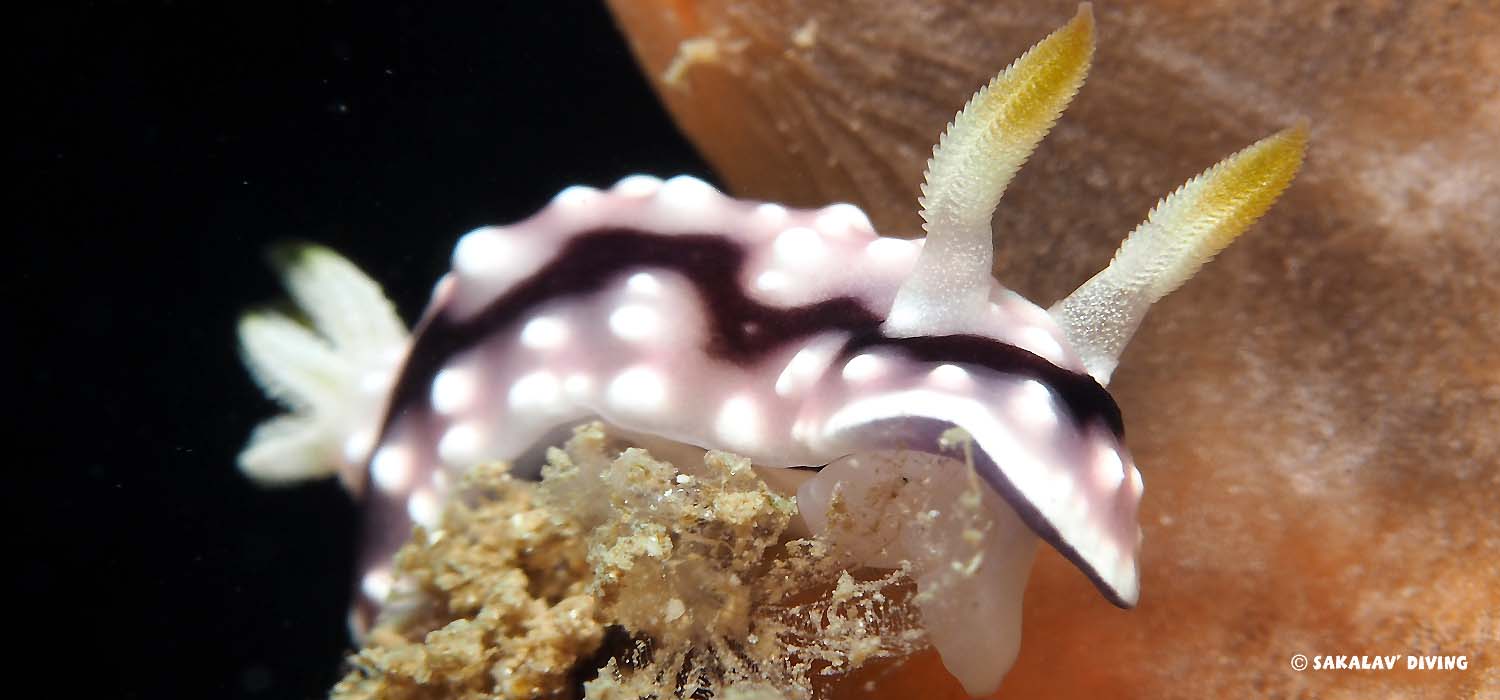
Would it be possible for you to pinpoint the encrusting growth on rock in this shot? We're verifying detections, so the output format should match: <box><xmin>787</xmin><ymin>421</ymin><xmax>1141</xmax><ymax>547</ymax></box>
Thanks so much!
<box><xmin>333</xmin><ymin>424</ymin><xmax>930</xmax><ymax>700</ymax></box>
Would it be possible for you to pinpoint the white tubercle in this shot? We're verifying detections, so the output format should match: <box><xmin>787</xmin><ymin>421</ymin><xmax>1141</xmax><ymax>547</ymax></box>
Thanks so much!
<box><xmin>815</xmin><ymin>202</ymin><xmax>875</xmax><ymax>236</ymax></box>
<box><xmin>370</xmin><ymin>445</ymin><xmax>414</xmax><ymax>493</ymax></box>
<box><xmin>430</xmin><ymin>366</ymin><xmax>476</xmax><ymax>415</ymax></box>
<box><xmin>774</xmin><ymin>340</ymin><xmax>840</xmax><ymax>397</ymax></box>
<box><xmin>551</xmin><ymin>184</ymin><xmax>602</xmax><ymax>210</ymax></box>
<box><xmin>773</xmin><ymin>226</ymin><xmax>828</xmax><ymax>265</ymax></box>
<box><xmin>607</xmin><ymin>366</ymin><xmax>668</xmax><ymax>415</ymax></box>
<box><xmin>656</xmin><ymin>174</ymin><xmax>719</xmax><ymax>216</ymax></box>
<box><xmin>519</xmin><ymin>316</ymin><xmax>570</xmax><ymax>350</ymax></box>
<box><xmin>714</xmin><ymin>395</ymin><xmax>762</xmax><ymax>452</ymax></box>
<box><xmin>612</xmin><ymin>173</ymin><xmax>664</xmax><ymax>197</ymax></box>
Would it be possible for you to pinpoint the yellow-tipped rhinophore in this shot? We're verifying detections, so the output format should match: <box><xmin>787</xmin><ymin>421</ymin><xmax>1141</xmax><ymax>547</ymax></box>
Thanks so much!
<box><xmin>887</xmin><ymin>4</ymin><xmax>1095</xmax><ymax>336</ymax></box>
<box><xmin>1051</xmin><ymin>124</ymin><xmax>1308</xmax><ymax>383</ymax></box>
<box><xmin>1116</xmin><ymin>124</ymin><xmax>1307</xmax><ymax>301</ymax></box>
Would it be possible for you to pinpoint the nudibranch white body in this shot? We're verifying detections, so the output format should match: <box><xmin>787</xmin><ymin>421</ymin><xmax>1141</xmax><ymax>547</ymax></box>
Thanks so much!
<box><xmin>237</xmin><ymin>6</ymin><xmax>1304</xmax><ymax>695</ymax></box>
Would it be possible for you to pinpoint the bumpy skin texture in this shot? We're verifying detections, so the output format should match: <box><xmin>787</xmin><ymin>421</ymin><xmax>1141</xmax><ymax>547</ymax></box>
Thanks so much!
<box><xmin>358</xmin><ymin>174</ymin><xmax>1141</xmax><ymax>631</ymax></box>
<box><xmin>606</xmin><ymin>1</ymin><xmax>1500</xmax><ymax>697</ymax></box>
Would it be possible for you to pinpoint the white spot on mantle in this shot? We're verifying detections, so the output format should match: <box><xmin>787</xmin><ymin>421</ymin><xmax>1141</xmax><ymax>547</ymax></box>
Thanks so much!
<box><xmin>774</xmin><ymin>227</ymin><xmax>826</xmax><ymax>264</ymax></box>
<box><xmin>775</xmin><ymin>343</ymin><xmax>834</xmax><ymax>397</ymax></box>
<box><xmin>613</xmin><ymin>174</ymin><xmax>663</xmax><ymax>197</ymax></box>
<box><xmin>609</xmin><ymin>304</ymin><xmax>660</xmax><ymax>342</ymax></box>
<box><xmin>755</xmin><ymin>270</ymin><xmax>789</xmax><ymax>294</ymax></box>
<box><xmin>626</xmin><ymin>272</ymin><xmax>662</xmax><ymax>296</ymax></box>
<box><xmin>431</xmin><ymin>367</ymin><xmax>475</xmax><ymax>414</ymax></box>
<box><xmin>816</xmin><ymin>203</ymin><xmax>874</xmax><ymax>236</ymax></box>
<box><xmin>360</xmin><ymin>569</ymin><xmax>392</xmax><ymax>602</ymax></box>
<box><xmin>608</xmin><ymin>366</ymin><xmax>667</xmax><ymax>414</ymax></box>
<box><xmin>509</xmin><ymin>371</ymin><xmax>564</xmax><ymax>413</ymax></box>
<box><xmin>715</xmin><ymin>395</ymin><xmax>761</xmax><ymax>450</ymax></box>
<box><xmin>1012</xmin><ymin>379</ymin><xmax>1058</xmax><ymax>430</ymax></box>
<box><xmin>371</xmin><ymin>445</ymin><xmax>413</xmax><ymax>493</ymax></box>
<box><xmin>928</xmin><ymin>363</ymin><xmax>971</xmax><ymax>389</ymax></box>
<box><xmin>407</xmin><ymin>489</ymin><xmax>441</xmax><ymax>528</ymax></box>
<box><xmin>865</xmin><ymin>237</ymin><xmax>916</xmax><ymax>266</ymax></box>
<box><xmin>841</xmin><ymin>354</ymin><xmax>883</xmax><ymax>383</ymax></box>
<box><xmin>551</xmin><ymin>185</ymin><xmax>600</xmax><ymax>209</ymax></box>
<box><xmin>438</xmin><ymin>422</ymin><xmax>484</xmax><ymax>468</ymax></box>
<box><xmin>521</xmin><ymin>316</ymin><xmax>569</xmax><ymax>350</ymax></box>
<box><xmin>452</xmin><ymin>227</ymin><xmax>515</xmax><ymax>280</ymax></box>
<box><xmin>1094</xmin><ymin>443</ymin><xmax>1125</xmax><ymax>491</ymax></box>
<box><xmin>753</xmin><ymin>203</ymin><xmax>789</xmax><ymax>226</ymax></box>
<box><xmin>659</xmin><ymin>175</ymin><xmax>716</xmax><ymax>209</ymax></box>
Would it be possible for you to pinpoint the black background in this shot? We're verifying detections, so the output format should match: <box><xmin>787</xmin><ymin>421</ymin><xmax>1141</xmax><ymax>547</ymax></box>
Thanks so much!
<box><xmin>17</xmin><ymin>2</ymin><xmax>708</xmax><ymax>698</ymax></box>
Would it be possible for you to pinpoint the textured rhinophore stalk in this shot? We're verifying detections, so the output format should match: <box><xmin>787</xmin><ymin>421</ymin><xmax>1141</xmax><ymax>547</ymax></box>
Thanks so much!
<box><xmin>886</xmin><ymin>5</ymin><xmax>1094</xmax><ymax>336</ymax></box>
<box><xmin>1050</xmin><ymin>126</ymin><xmax>1307</xmax><ymax>383</ymax></box>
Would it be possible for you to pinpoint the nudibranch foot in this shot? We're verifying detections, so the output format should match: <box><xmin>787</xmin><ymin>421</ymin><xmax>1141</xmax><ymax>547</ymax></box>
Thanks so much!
<box><xmin>799</xmin><ymin>436</ymin><xmax>1040</xmax><ymax>695</ymax></box>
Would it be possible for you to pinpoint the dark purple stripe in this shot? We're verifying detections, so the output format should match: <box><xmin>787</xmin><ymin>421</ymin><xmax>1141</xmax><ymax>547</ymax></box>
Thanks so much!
<box><xmin>839</xmin><ymin>331</ymin><xmax>1124</xmax><ymax>437</ymax></box>
<box><xmin>378</xmin><ymin>228</ymin><xmax>1123</xmax><ymax>443</ymax></box>
<box><xmin>378</xmin><ymin>229</ymin><xmax>880</xmax><ymax>437</ymax></box>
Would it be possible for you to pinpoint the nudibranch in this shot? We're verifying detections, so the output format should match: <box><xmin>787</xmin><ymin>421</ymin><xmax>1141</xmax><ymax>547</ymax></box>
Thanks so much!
<box><xmin>237</xmin><ymin>5</ymin><xmax>1304</xmax><ymax>695</ymax></box>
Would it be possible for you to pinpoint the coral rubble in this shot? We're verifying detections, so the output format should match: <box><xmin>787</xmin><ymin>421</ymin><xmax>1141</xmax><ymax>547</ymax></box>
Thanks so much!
<box><xmin>333</xmin><ymin>424</ymin><xmax>929</xmax><ymax>700</ymax></box>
